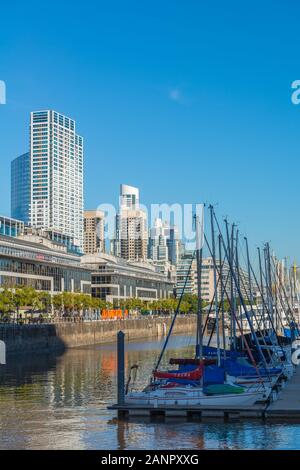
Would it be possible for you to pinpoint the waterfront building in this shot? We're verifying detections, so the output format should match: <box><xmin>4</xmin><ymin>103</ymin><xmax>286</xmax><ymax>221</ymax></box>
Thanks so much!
<box><xmin>112</xmin><ymin>184</ymin><xmax>148</xmax><ymax>262</ymax></box>
<box><xmin>176</xmin><ymin>252</ymin><xmax>253</xmax><ymax>303</ymax></box>
<box><xmin>0</xmin><ymin>215</ymin><xmax>24</xmax><ymax>238</ymax></box>
<box><xmin>81</xmin><ymin>252</ymin><xmax>174</xmax><ymax>303</ymax></box>
<box><xmin>84</xmin><ymin>210</ymin><xmax>105</xmax><ymax>254</ymax></box>
<box><xmin>0</xmin><ymin>232</ymin><xmax>91</xmax><ymax>293</ymax></box>
<box><xmin>22</xmin><ymin>226</ymin><xmax>81</xmax><ymax>255</ymax></box>
<box><xmin>11</xmin><ymin>152</ymin><xmax>30</xmax><ymax>224</ymax></box>
<box><xmin>29</xmin><ymin>110</ymin><xmax>84</xmax><ymax>250</ymax></box>
<box><xmin>176</xmin><ymin>250</ymin><xmax>198</xmax><ymax>297</ymax></box>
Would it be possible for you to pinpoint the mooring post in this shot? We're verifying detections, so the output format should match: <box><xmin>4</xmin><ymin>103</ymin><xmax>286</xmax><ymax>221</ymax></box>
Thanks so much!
<box><xmin>0</xmin><ymin>340</ymin><xmax>6</xmax><ymax>365</ymax></box>
<box><xmin>117</xmin><ymin>331</ymin><xmax>125</xmax><ymax>405</ymax></box>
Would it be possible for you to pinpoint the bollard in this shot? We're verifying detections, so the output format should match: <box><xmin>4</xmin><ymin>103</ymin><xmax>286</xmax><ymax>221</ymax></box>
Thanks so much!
<box><xmin>117</xmin><ymin>331</ymin><xmax>125</xmax><ymax>405</ymax></box>
<box><xmin>0</xmin><ymin>340</ymin><xmax>6</xmax><ymax>365</ymax></box>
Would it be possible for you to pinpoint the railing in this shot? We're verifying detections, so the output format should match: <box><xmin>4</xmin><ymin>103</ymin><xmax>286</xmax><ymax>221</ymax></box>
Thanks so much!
<box><xmin>0</xmin><ymin>312</ymin><xmax>184</xmax><ymax>325</ymax></box>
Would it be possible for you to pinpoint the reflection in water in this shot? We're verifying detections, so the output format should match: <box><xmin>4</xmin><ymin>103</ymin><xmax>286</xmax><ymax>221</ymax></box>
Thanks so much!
<box><xmin>0</xmin><ymin>335</ymin><xmax>300</xmax><ymax>449</ymax></box>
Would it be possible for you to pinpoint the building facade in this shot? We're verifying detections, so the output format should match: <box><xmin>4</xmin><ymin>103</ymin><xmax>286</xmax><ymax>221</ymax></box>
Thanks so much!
<box><xmin>0</xmin><ymin>233</ymin><xmax>91</xmax><ymax>293</ymax></box>
<box><xmin>176</xmin><ymin>251</ymin><xmax>198</xmax><ymax>297</ymax></box>
<box><xmin>176</xmin><ymin>253</ymin><xmax>253</xmax><ymax>303</ymax></box>
<box><xmin>0</xmin><ymin>215</ymin><xmax>24</xmax><ymax>238</ymax></box>
<box><xmin>84</xmin><ymin>210</ymin><xmax>105</xmax><ymax>254</ymax></box>
<box><xmin>11</xmin><ymin>152</ymin><xmax>30</xmax><ymax>224</ymax></box>
<box><xmin>82</xmin><ymin>252</ymin><xmax>174</xmax><ymax>303</ymax></box>
<box><xmin>29</xmin><ymin>110</ymin><xmax>84</xmax><ymax>250</ymax></box>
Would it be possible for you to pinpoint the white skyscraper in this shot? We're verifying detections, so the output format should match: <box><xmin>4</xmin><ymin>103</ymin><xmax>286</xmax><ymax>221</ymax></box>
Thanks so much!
<box><xmin>111</xmin><ymin>184</ymin><xmax>148</xmax><ymax>261</ymax></box>
<box><xmin>29</xmin><ymin>110</ymin><xmax>84</xmax><ymax>249</ymax></box>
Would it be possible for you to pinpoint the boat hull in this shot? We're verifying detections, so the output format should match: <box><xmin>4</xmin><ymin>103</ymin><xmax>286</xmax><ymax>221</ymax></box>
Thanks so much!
<box><xmin>126</xmin><ymin>386</ymin><xmax>268</xmax><ymax>409</ymax></box>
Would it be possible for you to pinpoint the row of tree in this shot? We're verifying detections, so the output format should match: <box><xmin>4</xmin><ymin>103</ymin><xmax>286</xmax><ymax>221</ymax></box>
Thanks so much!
<box><xmin>0</xmin><ymin>287</ymin><xmax>206</xmax><ymax>320</ymax></box>
<box><xmin>0</xmin><ymin>287</ymin><xmax>107</xmax><ymax>319</ymax></box>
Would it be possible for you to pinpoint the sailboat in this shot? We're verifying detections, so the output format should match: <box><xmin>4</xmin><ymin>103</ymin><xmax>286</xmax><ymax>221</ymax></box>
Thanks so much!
<box><xmin>125</xmin><ymin>207</ymin><xmax>273</xmax><ymax>409</ymax></box>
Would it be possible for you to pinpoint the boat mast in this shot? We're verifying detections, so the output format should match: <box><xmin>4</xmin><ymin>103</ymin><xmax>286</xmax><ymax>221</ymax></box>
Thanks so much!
<box><xmin>209</xmin><ymin>205</ymin><xmax>221</xmax><ymax>366</ymax></box>
<box><xmin>231</xmin><ymin>223</ymin><xmax>237</xmax><ymax>349</ymax></box>
<box><xmin>244</xmin><ymin>237</ymin><xmax>254</xmax><ymax>329</ymax></box>
<box><xmin>218</xmin><ymin>233</ymin><xmax>227</xmax><ymax>359</ymax></box>
<box><xmin>195</xmin><ymin>212</ymin><xmax>204</xmax><ymax>359</ymax></box>
<box><xmin>257</xmin><ymin>247</ymin><xmax>265</xmax><ymax>329</ymax></box>
<box><xmin>224</xmin><ymin>219</ymin><xmax>233</xmax><ymax>350</ymax></box>
<box><xmin>235</xmin><ymin>230</ymin><xmax>242</xmax><ymax>337</ymax></box>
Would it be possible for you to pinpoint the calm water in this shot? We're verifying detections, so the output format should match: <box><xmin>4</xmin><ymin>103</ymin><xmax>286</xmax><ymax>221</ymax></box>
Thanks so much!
<box><xmin>0</xmin><ymin>334</ymin><xmax>300</xmax><ymax>450</ymax></box>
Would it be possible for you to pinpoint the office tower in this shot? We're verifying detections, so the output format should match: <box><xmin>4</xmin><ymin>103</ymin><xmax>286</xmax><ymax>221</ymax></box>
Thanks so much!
<box><xmin>167</xmin><ymin>225</ymin><xmax>181</xmax><ymax>265</ymax></box>
<box><xmin>119</xmin><ymin>184</ymin><xmax>139</xmax><ymax>210</ymax></box>
<box><xmin>148</xmin><ymin>218</ymin><xmax>180</xmax><ymax>266</ymax></box>
<box><xmin>176</xmin><ymin>250</ymin><xmax>198</xmax><ymax>296</ymax></box>
<box><xmin>84</xmin><ymin>210</ymin><xmax>105</xmax><ymax>254</ymax></box>
<box><xmin>112</xmin><ymin>184</ymin><xmax>148</xmax><ymax>261</ymax></box>
<box><xmin>11</xmin><ymin>152</ymin><xmax>30</xmax><ymax>223</ymax></box>
<box><xmin>29</xmin><ymin>110</ymin><xmax>84</xmax><ymax>249</ymax></box>
<box><xmin>148</xmin><ymin>218</ymin><xmax>169</xmax><ymax>262</ymax></box>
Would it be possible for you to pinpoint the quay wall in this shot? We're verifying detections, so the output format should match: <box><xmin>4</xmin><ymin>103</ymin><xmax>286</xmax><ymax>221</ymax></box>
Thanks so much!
<box><xmin>0</xmin><ymin>315</ymin><xmax>198</xmax><ymax>354</ymax></box>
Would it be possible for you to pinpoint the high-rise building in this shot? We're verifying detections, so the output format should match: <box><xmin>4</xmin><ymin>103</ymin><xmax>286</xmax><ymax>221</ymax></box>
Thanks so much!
<box><xmin>119</xmin><ymin>184</ymin><xmax>139</xmax><ymax>210</ymax></box>
<box><xmin>176</xmin><ymin>250</ymin><xmax>198</xmax><ymax>297</ymax></box>
<box><xmin>29</xmin><ymin>110</ymin><xmax>84</xmax><ymax>249</ymax></box>
<box><xmin>112</xmin><ymin>184</ymin><xmax>148</xmax><ymax>261</ymax></box>
<box><xmin>84</xmin><ymin>210</ymin><xmax>105</xmax><ymax>254</ymax></box>
<box><xmin>167</xmin><ymin>225</ymin><xmax>181</xmax><ymax>265</ymax></box>
<box><xmin>11</xmin><ymin>152</ymin><xmax>30</xmax><ymax>223</ymax></box>
<box><xmin>176</xmin><ymin>253</ymin><xmax>252</xmax><ymax>303</ymax></box>
<box><xmin>148</xmin><ymin>218</ymin><xmax>169</xmax><ymax>262</ymax></box>
<box><xmin>148</xmin><ymin>218</ymin><xmax>180</xmax><ymax>265</ymax></box>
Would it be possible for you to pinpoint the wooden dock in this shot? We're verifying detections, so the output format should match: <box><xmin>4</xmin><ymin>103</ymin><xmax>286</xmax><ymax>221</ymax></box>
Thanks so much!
<box><xmin>108</xmin><ymin>403</ymin><xmax>267</xmax><ymax>421</ymax></box>
<box><xmin>266</xmin><ymin>365</ymin><xmax>300</xmax><ymax>419</ymax></box>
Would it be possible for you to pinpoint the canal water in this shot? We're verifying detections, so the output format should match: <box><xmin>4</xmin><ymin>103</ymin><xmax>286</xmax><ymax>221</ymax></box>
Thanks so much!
<box><xmin>0</xmin><ymin>334</ymin><xmax>300</xmax><ymax>450</ymax></box>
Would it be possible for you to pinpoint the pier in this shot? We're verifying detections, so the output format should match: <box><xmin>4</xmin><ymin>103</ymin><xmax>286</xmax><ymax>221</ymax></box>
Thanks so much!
<box><xmin>109</xmin><ymin>331</ymin><xmax>300</xmax><ymax>422</ymax></box>
<box><xmin>110</xmin><ymin>368</ymin><xmax>300</xmax><ymax>422</ymax></box>
<box><xmin>266</xmin><ymin>365</ymin><xmax>300</xmax><ymax>419</ymax></box>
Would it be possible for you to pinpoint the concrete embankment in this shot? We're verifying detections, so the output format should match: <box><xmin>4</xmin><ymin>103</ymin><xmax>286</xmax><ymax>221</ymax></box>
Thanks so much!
<box><xmin>0</xmin><ymin>315</ymin><xmax>197</xmax><ymax>355</ymax></box>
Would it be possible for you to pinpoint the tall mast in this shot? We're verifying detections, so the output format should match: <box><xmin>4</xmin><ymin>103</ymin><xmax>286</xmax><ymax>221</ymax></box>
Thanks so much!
<box><xmin>244</xmin><ymin>237</ymin><xmax>254</xmax><ymax>330</ymax></box>
<box><xmin>235</xmin><ymin>230</ymin><xmax>242</xmax><ymax>337</ymax></box>
<box><xmin>257</xmin><ymin>247</ymin><xmax>265</xmax><ymax>329</ymax></box>
<box><xmin>225</xmin><ymin>219</ymin><xmax>233</xmax><ymax>350</ymax></box>
<box><xmin>231</xmin><ymin>223</ymin><xmax>237</xmax><ymax>349</ymax></box>
<box><xmin>195</xmin><ymin>212</ymin><xmax>204</xmax><ymax>359</ymax></box>
<box><xmin>209</xmin><ymin>205</ymin><xmax>220</xmax><ymax>366</ymax></box>
<box><xmin>218</xmin><ymin>233</ymin><xmax>226</xmax><ymax>358</ymax></box>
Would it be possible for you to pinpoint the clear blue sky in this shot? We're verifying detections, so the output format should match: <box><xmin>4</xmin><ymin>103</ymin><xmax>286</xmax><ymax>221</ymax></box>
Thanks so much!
<box><xmin>0</xmin><ymin>0</ymin><xmax>300</xmax><ymax>262</ymax></box>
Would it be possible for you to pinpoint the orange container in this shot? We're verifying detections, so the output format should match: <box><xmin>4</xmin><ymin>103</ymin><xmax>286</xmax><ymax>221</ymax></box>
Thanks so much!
<box><xmin>101</xmin><ymin>308</ymin><xmax>128</xmax><ymax>319</ymax></box>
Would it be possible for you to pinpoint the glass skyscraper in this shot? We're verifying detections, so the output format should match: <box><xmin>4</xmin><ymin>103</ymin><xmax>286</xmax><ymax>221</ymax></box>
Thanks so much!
<box><xmin>29</xmin><ymin>110</ymin><xmax>84</xmax><ymax>249</ymax></box>
<box><xmin>11</xmin><ymin>152</ymin><xmax>30</xmax><ymax>224</ymax></box>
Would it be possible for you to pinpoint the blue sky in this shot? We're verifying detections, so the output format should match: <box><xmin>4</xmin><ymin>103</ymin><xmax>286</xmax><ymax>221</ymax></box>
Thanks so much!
<box><xmin>0</xmin><ymin>0</ymin><xmax>300</xmax><ymax>262</ymax></box>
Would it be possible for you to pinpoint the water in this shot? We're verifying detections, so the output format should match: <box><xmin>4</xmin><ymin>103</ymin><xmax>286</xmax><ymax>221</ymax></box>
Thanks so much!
<box><xmin>0</xmin><ymin>334</ymin><xmax>300</xmax><ymax>450</ymax></box>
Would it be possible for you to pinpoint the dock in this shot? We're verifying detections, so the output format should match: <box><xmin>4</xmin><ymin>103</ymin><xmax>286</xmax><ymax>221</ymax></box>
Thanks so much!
<box><xmin>110</xmin><ymin>331</ymin><xmax>300</xmax><ymax>422</ymax></box>
<box><xmin>109</xmin><ymin>368</ymin><xmax>300</xmax><ymax>422</ymax></box>
<box><xmin>266</xmin><ymin>365</ymin><xmax>300</xmax><ymax>419</ymax></box>
<box><xmin>108</xmin><ymin>403</ymin><xmax>266</xmax><ymax>421</ymax></box>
